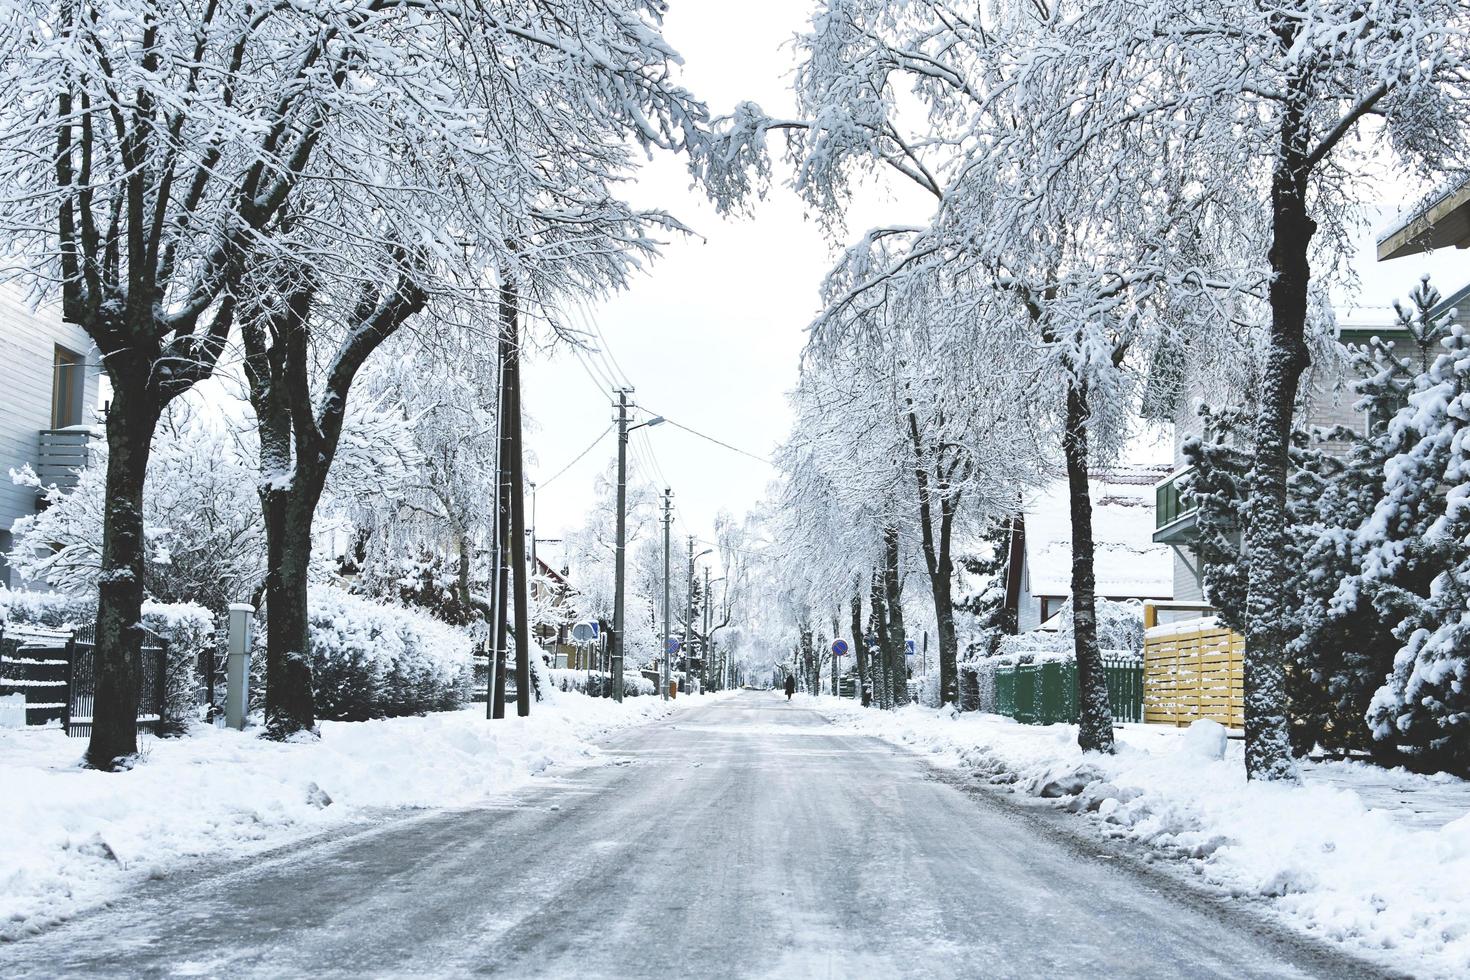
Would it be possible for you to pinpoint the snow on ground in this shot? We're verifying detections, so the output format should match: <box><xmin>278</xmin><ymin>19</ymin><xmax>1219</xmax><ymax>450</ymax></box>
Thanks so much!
<box><xmin>0</xmin><ymin>691</ymin><xmax>728</xmax><ymax>941</ymax></box>
<box><xmin>813</xmin><ymin>696</ymin><xmax>1470</xmax><ymax>979</ymax></box>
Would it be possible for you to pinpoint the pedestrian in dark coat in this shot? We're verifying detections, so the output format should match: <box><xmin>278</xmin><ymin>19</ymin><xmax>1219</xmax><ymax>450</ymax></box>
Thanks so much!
<box><xmin>784</xmin><ymin>674</ymin><xmax>796</xmax><ymax>701</ymax></box>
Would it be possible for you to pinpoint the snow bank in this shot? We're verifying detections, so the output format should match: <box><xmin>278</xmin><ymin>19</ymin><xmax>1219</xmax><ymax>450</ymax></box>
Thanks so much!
<box><xmin>816</xmin><ymin>700</ymin><xmax>1470</xmax><ymax>978</ymax></box>
<box><xmin>0</xmin><ymin>692</ymin><xmax>707</xmax><ymax>939</ymax></box>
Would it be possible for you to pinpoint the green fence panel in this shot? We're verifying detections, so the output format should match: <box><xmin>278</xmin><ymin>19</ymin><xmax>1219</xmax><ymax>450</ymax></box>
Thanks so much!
<box><xmin>995</xmin><ymin>666</ymin><xmax>1016</xmax><ymax>717</ymax></box>
<box><xmin>1102</xmin><ymin>658</ymin><xmax>1144</xmax><ymax>723</ymax></box>
<box><xmin>1014</xmin><ymin>664</ymin><xmax>1039</xmax><ymax>724</ymax></box>
<box><xmin>1037</xmin><ymin>661</ymin><xmax>1067</xmax><ymax>725</ymax></box>
<box><xmin>1059</xmin><ymin>661</ymin><xmax>1078</xmax><ymax>724</ymax></box>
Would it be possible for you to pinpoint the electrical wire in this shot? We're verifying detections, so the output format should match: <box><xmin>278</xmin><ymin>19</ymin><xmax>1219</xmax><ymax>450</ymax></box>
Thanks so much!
<box><xmin>539</xmin><ymin>424</ymin><xmax>613</xmax><ymax>489</ymax></box>
<box><xmin>646</xmin><ymin>414</ymin><xmax>774</xmax><ymax>466</ymax></box>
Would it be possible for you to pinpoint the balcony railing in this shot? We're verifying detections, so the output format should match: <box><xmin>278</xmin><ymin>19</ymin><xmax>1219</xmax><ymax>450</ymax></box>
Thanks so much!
<box><xmin>1154</xmin><ymin>467</ymin><xmax>1197</xmax><ymax>532</ymax></box>
<box><xmin>35</xmin><ymin>428</ymin><xmax>94</xmax><ymax>493</ymax></box>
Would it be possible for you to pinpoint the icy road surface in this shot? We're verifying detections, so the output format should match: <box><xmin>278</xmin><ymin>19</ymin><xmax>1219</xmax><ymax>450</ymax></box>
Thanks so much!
<box><xmin>0</xmin><ymin>692</ymin><xmax>1387</xmax><ymax>979</ymax></box>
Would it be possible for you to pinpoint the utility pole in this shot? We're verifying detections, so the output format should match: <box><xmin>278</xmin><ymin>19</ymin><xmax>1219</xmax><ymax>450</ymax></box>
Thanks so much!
<box><xmin>684</xmin><ymin>535</ymin><xmax>695</xmax><ymax>696</ymax></box>
<box><xmin>489</xmin><ymin>318</ymin><xmax>512</xmax><ymax>721</ymax></box>
<box><xmin>611</xmin><ymin>388</ymin><xmax>632</xmax><ymax>703</ymax></box>
<box><xmin>504</xmin><ymin>278</ymin><xmax>532</xmax><ymax>717</ymax></box>
<box><xmin>661</xmin><ymin>488</ymin><xmax>673</xmax><ymax>700</ymax></box>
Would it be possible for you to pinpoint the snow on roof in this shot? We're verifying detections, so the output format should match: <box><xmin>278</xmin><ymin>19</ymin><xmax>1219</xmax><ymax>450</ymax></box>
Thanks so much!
<box><xmin>1022</xmin><ymin>466</ymin><xmax>1174</xmax><ymax>600</ymax></box>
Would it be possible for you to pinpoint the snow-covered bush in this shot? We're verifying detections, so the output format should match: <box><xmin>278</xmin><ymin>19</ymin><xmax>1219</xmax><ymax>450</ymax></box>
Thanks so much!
<box><xmin>1353</xmin><ymin>323</ymin><xmax>1470</xmax><ymax>773</ymax></box>
<box><xmin>546</xmin><ymin>668</ymin><xmax>655</xmax><ymax>699</ymax></box>
<box><xmin>8</xmin><ymin>404</ymin><xmax>264</xmax><ymax>611</ymax></box>
<box><xmin>306</xmin><ymin>588</ymin><xmax>473</xmax><ymax>721</ymax></box>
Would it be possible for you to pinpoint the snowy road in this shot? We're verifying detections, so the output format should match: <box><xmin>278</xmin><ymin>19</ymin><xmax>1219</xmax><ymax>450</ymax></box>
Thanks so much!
<box><xmin>1</xmin><ymin>692</ymin><xmax>1388</xmax><ymax>979</ymax></box>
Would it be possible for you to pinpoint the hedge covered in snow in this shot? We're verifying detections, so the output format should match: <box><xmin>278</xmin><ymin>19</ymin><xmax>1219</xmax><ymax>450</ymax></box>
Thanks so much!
<box><xmin>305</xmin><ymin>587</ymin><xmax>473</xmax><ymax>721</ymax></box>
<box><xmin>546</xmin><ymin>668</ymin><xmax>656</xmax><ymax>699</ymax></box>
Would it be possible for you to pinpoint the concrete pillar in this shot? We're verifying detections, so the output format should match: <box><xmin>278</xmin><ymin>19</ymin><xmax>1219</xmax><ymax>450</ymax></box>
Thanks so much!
<box><xmin>226</xmin><ymin>603</ymin><xmax>254</xmax><ymax>731</ymax></box>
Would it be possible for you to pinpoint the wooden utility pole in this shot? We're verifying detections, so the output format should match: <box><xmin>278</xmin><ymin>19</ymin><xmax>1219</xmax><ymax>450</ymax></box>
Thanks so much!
<box><xmin>611</xmin><ymin>389</ymin><xmax>632</xmax><ymax>702</ymax></box>
<box><xmin>489</xmin><ymin>318</ymin><xmax>511</xmax><ymax>721</ymax></box>
<box><xmin>503</xmin><ymin>279</ymin><xmax>531</xmax><ymax>717</ymax></box>
<box><xmin>662</xmin><ymin>489</ymin><xmax>673</xmax><ymax>700</ymax></box>
<box><xmin>684</xmin><ymin>535</ymin><xmax>696</xmax><ymax>694</ymax></box>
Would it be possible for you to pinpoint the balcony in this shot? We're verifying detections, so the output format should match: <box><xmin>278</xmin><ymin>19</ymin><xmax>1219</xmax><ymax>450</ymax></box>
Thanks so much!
<box><xmin>1153</xmin><ymin>467</ymin><xmax>1198</xmax><ymax>544</ymax></box>
<box><xmin>34</xmin><ymin>427</ymin><xmax>94</xmax><ymax>494</ymax></box>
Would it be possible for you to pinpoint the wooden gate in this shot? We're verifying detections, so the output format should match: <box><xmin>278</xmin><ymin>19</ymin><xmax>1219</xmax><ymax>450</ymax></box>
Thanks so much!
<box><xmin>1143</xmin><ymin>618</ymin><xmax>1244</xmax><ymax>729</ymax></box>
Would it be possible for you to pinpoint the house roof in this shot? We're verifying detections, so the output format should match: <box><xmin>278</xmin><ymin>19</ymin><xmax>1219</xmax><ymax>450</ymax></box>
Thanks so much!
<box><xmin>1021</xmin><ymin>466</ymin><xmax>1175</xmax><ymax>600</ymax></box>
<box><xmin>1378</xmin><ymin>175</ymin><xmax>1470</xmax><ymax>261</ymax></box>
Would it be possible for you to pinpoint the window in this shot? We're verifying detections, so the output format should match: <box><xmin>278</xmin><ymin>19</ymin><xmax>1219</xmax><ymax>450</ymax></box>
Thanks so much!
<box><xmin>51</xmin><ymin>346</ymin><xmax>83</xmax><ymax>429</ymax></box>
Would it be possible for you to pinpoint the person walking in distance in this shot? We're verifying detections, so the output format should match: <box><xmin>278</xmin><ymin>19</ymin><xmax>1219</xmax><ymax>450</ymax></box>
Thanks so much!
<box><xmin>784</xmin><ymin>673</ymin><xmax>796</xmax><ymax>701</ymax></box>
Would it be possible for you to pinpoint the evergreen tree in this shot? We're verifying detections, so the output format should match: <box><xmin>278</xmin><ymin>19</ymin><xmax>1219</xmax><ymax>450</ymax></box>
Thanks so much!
<box><xmin>1188</xmin><ymin>278</ymin><xmax>1453</xmax><ymax>757</ymax></box>
<box><xmin>1350</xmin><ymin>307</ymin><xmax>1470</xmax><ymax>773</ymax></box>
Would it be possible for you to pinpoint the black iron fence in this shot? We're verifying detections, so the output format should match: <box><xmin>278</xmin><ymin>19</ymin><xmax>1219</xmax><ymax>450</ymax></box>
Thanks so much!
<box><xmin>65</xmin><ymin>625</ymin><xmax>169</xmax><ymax>738</ymax></box>
<box><xmin>1</xmin><ymin>622</ymin><xmax>168</xmax><ymax>737</ymax></box>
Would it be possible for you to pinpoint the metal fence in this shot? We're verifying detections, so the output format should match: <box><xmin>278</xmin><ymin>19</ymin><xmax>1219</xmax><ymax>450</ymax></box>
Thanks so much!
<box><xmin>968</xmin><ymin>657</ymin><xmax>1143</xmax><ymax>726</ymax></box>
<box><xmin>61</xmin><ymin>625</ymin><xmax>169</xmax><ymax>738</ymax></box>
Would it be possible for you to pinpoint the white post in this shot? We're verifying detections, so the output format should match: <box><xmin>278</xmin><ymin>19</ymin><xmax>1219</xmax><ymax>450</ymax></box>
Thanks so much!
<box><xmin>226</xmin><ymin>603</ymin><xmax>254</xmax><ymax>730</ymax></box>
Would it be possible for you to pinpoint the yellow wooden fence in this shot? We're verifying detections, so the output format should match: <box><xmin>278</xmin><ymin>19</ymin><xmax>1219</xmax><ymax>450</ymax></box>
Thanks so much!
<box><xmin>1142</xmin><ymin>619</ymin><xmax>1245</xmax><ymax>729</ymax></box>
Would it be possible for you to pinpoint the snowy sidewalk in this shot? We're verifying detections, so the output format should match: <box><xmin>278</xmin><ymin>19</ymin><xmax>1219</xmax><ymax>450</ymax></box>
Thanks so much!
<box><xmin>814</xmin><ymin>698</ymin><xmax>1470</xmax><ymax>979</ymax></box>
<box><xmin>0</xmin><ymin>691</ymin><xmax>729</xmax><ymax>941</ymax></box>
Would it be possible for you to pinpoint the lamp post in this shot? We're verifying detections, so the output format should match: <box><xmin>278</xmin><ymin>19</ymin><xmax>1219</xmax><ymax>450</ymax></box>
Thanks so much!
<box><xmin>611</xmin><ymin>390</ymin><xmax>663</xmax><ymax>702</ymax></box>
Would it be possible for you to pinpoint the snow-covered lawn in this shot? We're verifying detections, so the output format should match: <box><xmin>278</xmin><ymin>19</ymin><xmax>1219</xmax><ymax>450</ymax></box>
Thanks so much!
<box><xmin>814</xmin><ymin>697</ymin><xmax>1470</xmax><ymax>979</ymax></box>
<box><xmin>1</xmin><ymin>691</ymin><xmax>723</xmax><ymax>941</ymax></box>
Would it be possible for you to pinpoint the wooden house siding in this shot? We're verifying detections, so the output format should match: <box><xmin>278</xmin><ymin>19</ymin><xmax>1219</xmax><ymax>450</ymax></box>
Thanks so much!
<box><xmin>0</xmin><ymin>288</ymin><xmax>100</xmax><ymax>585</ymax></box>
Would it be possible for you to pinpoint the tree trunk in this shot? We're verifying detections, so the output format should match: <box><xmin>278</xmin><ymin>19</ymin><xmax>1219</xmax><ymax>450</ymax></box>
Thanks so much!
<box><xmin>906</xmin><ymin>410</ymin><xmax>961</xmax><ymax>706</ymax></box>
<box><xmin>850</xmin><ymin>587</ymin><xmax>869</xmax><ymax>707</ymax></box>
<box><xmin>831</xmin><ymin>614</ymin><xmax>841</xmax><ymax>697</ymax></box>
<box><xmin>85</xmin><ymin>379</ymin><xmax>159</xmax><ymax>769</ymax></box>
<box><xmin>261</xmin><ymin>488</ymin><xmax>317</xmax><ymax>737</ymax></box>
<box><xmin>882</xmin><ymin>525</ymin><xmax>910</xmax><ymax>707</ymax></box>
<box><xmin>1244</xmin><ymin>143</ymin><xmax>1315</xmax><ymax>781</ymax></box>
<box><xmin>1063</xmin><ymin>378</ymin><xmax>1114</xmax><ymax>754</ymax></box>
<box><xmin>869</xmin><ymin>572</ymin><xmax>891</xmax><ymax>709</ymax></box>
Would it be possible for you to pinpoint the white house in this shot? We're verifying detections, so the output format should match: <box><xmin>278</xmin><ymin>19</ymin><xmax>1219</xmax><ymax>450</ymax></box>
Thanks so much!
<box><xmin>0</xmin><ymin>287</ymin><xmax>102</xmax><ymax>587</ymax></box>
<box><xmin>1003</xmin><ymin>465</ymin><xmax>1175</xmax><ymax>632</ymax></box>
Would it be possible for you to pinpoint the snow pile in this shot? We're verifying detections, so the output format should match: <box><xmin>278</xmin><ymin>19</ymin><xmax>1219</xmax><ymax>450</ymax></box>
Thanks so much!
<box><xmin>816</xmin><ymin>700</ymin><xmax>1470</xmax><ymax>977</ymax></box>
<box><xmin>0</xmin><ymin>692</ymin><xmax>699</xmax><ymax>939</ymax></box>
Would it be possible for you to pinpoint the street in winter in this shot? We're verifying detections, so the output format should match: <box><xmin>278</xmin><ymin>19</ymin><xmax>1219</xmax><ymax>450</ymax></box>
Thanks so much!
<box><xmin>2</xmin><ymin>1</ymin><xmax>1470</xmax><ymax>978</ymax></box>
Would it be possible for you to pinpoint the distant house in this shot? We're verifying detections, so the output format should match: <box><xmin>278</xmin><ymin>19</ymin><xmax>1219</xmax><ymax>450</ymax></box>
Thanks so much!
<box><xmin>0</xmin><ymin>288</ymin><xmax>101</xmax><ymax>587</ymax></box>
<box><xmin>1003</xmin><ymin>465</ymin><xmax>1175</xmax><ymax>633</ymax></box>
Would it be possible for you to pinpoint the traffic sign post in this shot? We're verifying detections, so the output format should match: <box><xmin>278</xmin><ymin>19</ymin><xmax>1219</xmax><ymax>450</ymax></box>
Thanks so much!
<box><xmin>831</xmin><ymin>639</ymin><xmax>848</xmax><ymax>656</ymax></box>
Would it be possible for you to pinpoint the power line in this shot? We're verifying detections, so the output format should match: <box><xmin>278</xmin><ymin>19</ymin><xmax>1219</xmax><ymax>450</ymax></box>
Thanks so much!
<box><xmin>539</xmin><ymin>424</ymin><xmax>613</xmax><ymax>489</ymax></box>
<box><xmin>648</xmin><ymin>414</ymin><xmax>774</xmax><ymax>466</ymax></box>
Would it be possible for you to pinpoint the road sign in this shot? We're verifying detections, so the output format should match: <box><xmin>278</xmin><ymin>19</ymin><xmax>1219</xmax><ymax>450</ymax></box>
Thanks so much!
<box><xmin>831</xmin><ymin>638</ymin><xmax>849</xmax><ymax>657</ymax></box>
<box><xmin>571</xmin><ymin>621</ymin><xmax>600</xmax><ymax>643</ymax></box>
<box><xmin>905</xmin><ymin>639</ymin><xmax>916</xmax><ymax>656</ymax></box>
<box><xmin>666</xmin><ymin>637</ymin><xmax>681</xmax><ymax>655</ymax></box>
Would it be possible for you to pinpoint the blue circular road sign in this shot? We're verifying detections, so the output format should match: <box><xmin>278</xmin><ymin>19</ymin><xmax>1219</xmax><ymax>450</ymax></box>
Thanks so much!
<box><xmin>831</xmin><ymin>639</ymin><xmax>849</xmax><ymax>657</ymax></box>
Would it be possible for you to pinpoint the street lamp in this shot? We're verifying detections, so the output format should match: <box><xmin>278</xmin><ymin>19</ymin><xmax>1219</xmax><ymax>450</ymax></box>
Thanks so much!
<box><xmin>611</xmin><ymin>392</ymin><xmax>663</xmax><ymax>702</ymax></box>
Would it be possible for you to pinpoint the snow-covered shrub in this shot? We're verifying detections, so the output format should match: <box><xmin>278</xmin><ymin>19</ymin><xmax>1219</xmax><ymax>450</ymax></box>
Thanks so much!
<box><xmin>8</xmin><ymin>403</ymin><xmax>265</xmax><ymax>610</ymax></box>
<box><xmin>306</xmin><ymin>588</ymin><xmax>473</xmax><ymax>721</ymax></box>
<box><xmin>1352</xmin><ymin>323</ymin><xmax>1470</xmax><ymax>773</ymax></box>
<box><xmin>546</xmin><ymin>668</ymin><xmax>655</xmax><ymax>698</ymax></box>
<box><xmin>141</xmin><ymin>601</ymin><xmax>216</xmax><ymax>733</ymax></box>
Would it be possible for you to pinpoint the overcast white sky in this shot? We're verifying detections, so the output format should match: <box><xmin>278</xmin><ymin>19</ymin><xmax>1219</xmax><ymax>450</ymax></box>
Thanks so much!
<box><xmin>520</xmin><ymin>2</ymin><xmax>931</xmax><ymax>549</ymax></box>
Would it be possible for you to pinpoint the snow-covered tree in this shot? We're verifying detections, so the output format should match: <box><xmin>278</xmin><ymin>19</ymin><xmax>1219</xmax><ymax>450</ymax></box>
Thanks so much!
<box><xmin>10</xmin><ymin>401</ymin><xmax>262</xmax><ymax>610</ymax></box>
<box><xmin>1349</xmin><ymin>318</ymin><xmax>1470</xmax><ymax>773</ymax></box>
